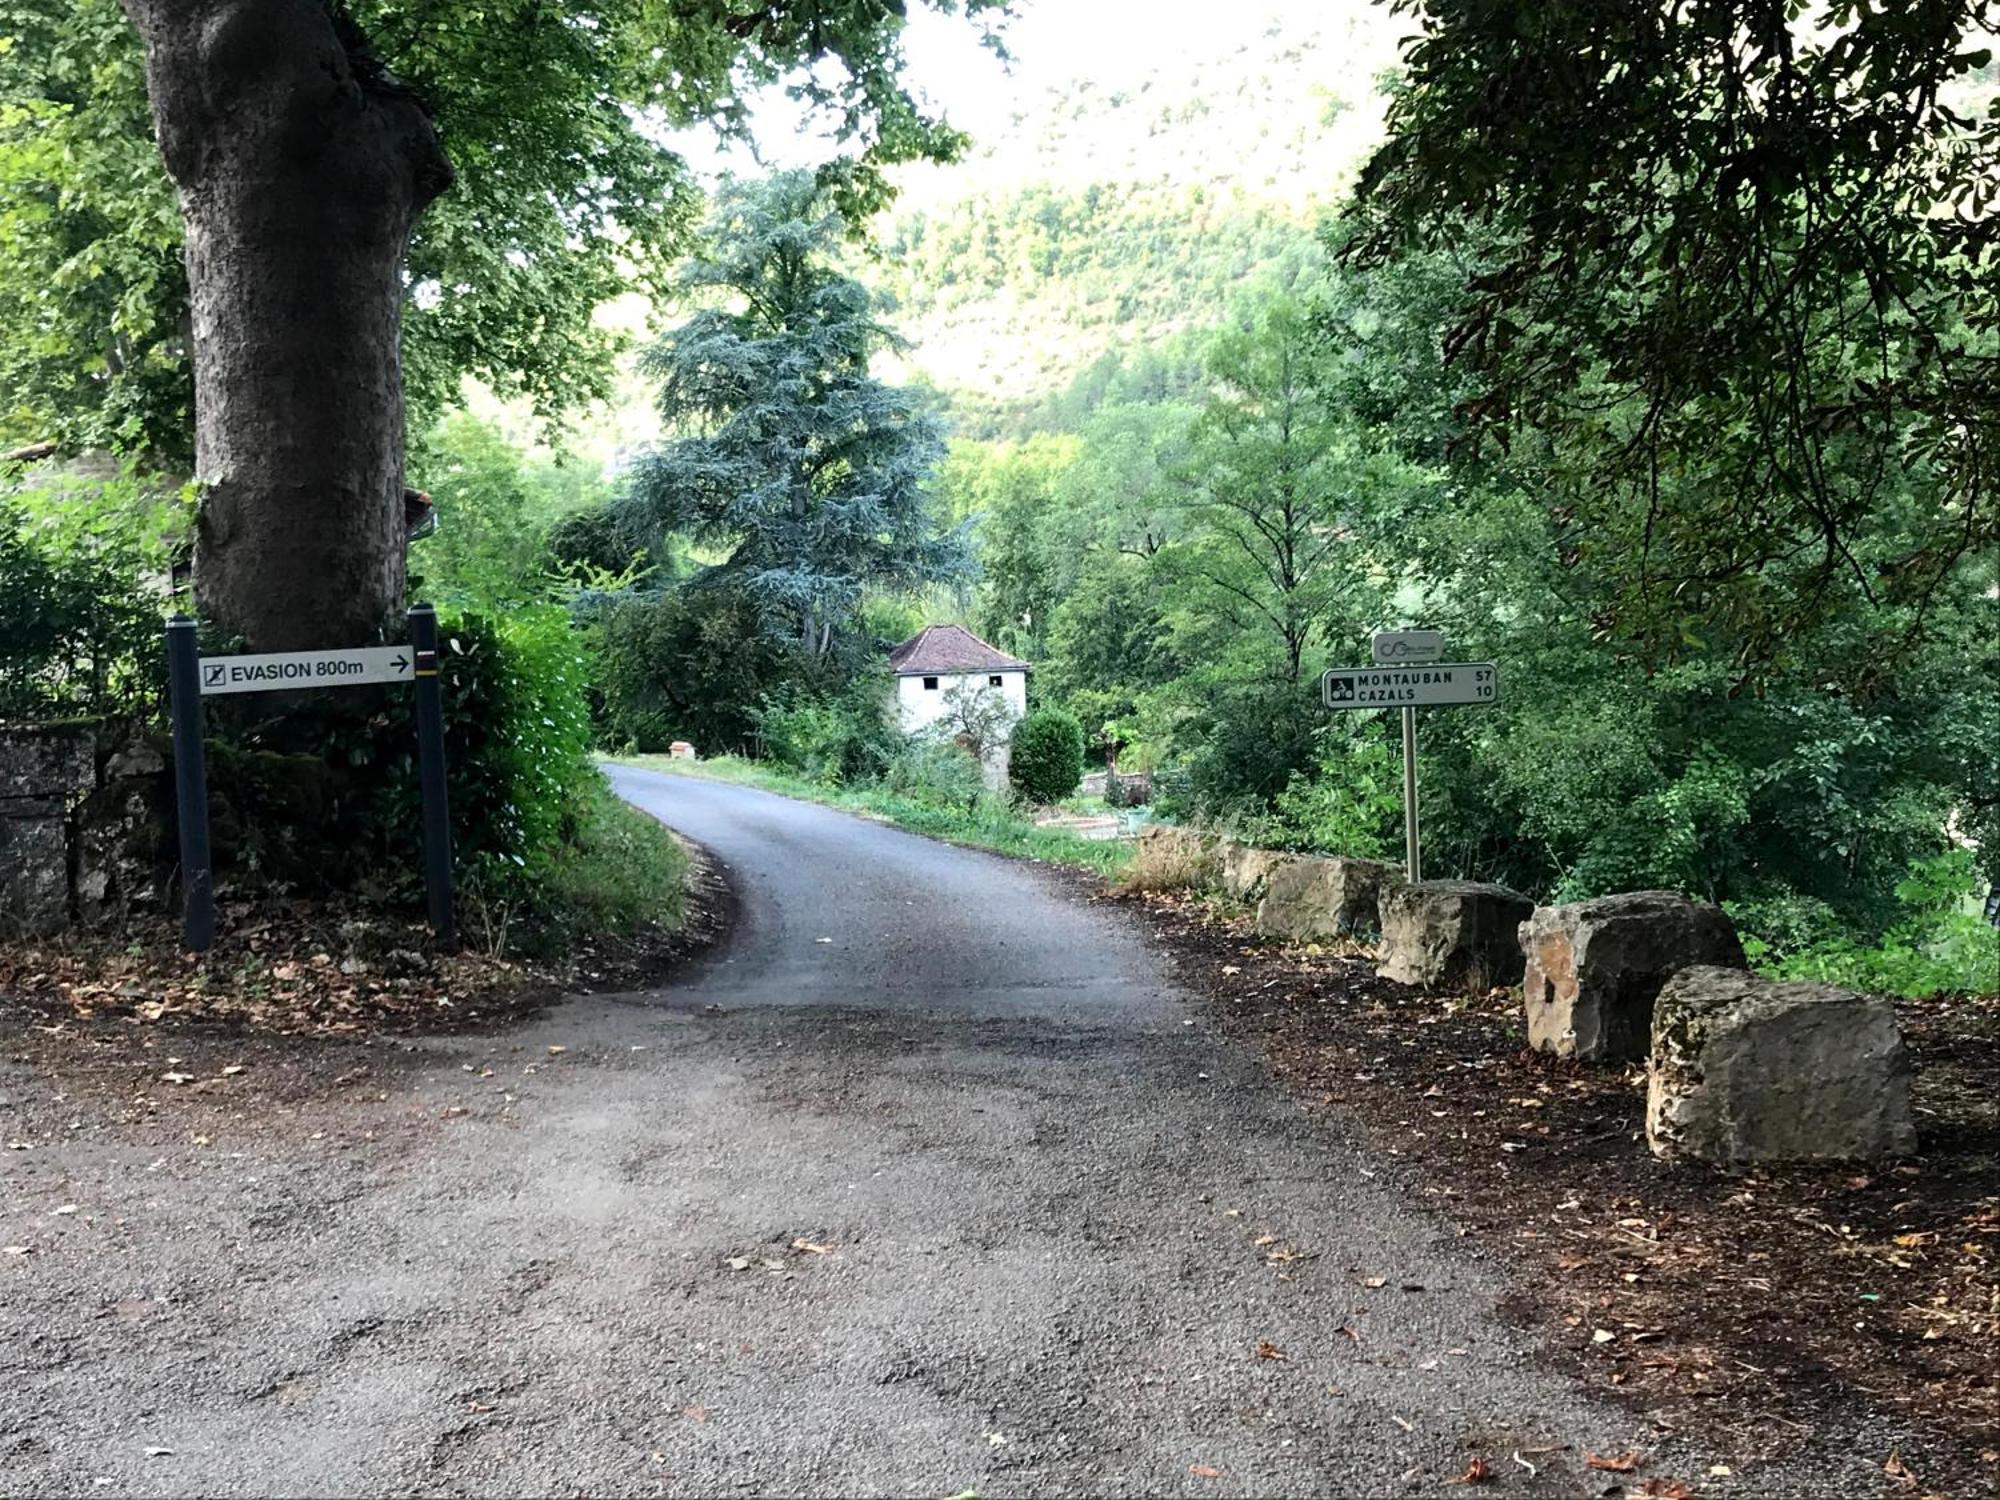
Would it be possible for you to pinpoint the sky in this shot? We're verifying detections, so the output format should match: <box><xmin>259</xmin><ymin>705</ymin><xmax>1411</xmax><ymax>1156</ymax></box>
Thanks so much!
<box><xmin>678</xmin><ymin>0</ymin><xmax>1369</xmax><ymax>179</ymax></box>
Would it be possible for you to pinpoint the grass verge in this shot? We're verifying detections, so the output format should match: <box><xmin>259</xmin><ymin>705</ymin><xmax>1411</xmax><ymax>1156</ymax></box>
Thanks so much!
<box><xmin>615</xmin><ymin>753</ymin><xmax>1134</xmax><ymax>880</ymax></box>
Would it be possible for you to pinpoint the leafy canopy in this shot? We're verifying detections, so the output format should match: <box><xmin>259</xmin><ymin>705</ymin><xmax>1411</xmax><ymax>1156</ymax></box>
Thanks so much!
<box><xmin>1349</xmin><ymin>0</ymin><xmax>2000</xmax><ymax>670</ymax></box>
<box><xmin>620</xmin><ymin>170</ymin><xmax>969</xmax><ymax>658</ymax></box>
<box><xmin>0</xmin><ymin>0</ymin><xmax>1006</xmax><ymax>459</ymax></box>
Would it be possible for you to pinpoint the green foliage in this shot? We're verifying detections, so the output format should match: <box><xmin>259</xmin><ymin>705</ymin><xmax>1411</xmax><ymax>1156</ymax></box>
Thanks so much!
<box><xmin>420</xmin><ymin>604</ymin><xmax>596</xmax><ymax>898</ymax></box>
<box><xmin>1350</xmin><ymin>0</ymin><xmax>2000</xmax><ymax>668</ymax></box>
<box><xmin>508</xmin><ymin>783</ymin><xmax>687</xmax><ymax>953</ymax></box>
<box><xmin>1736</xmin><ymin>852</ymin><xmax>2000</xmax><ymax>999</ymax></box>
<box><xmin>593</xmin><ymin>584</ymin><xmax>803</xmax><ymax>756</ymax></box>
<box><xmin>1008</xmin><ymin>708</ymin><xmax>1085</xmax><ymax>805</ymax></box>
<box><xmin>881</xmin><ymin>738</ymin><xmax>987</xmax><ymax>814</ymax></box>
<box><xmin>756</xmin><ymin>676</ymin><xmax>901</xmax><ymax>786</ymax></box>
<box><xmin>0</xmin><ymin>463</ymin><xmax>177</xmax><ymax>721</ymax></box>
<box><xmin>408</xmin><ymin>413</ymin><xmax>609</xmax><ymax>610</ymax></box>
<box><xmin>1268</xmin><ymin>720</ymin><xmax>1401</xmax><ymax>858</ymax></box>
<box><xmin>621</xmin><ymin>171</ymin><xmax>969</xmax><ymax>662</ymax></box>
<box><xmin>0</xmin><ymin>0</ymin><xmax>1003</xmax><ymax>457</ymax></box>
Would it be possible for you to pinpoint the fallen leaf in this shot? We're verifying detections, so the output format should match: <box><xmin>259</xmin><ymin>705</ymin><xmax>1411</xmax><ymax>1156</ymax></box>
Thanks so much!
<box><xmin>1587</xmin><ymin>1452</ymin><xmax>1643</xmax><ymax>1473</ymax></box>
<box><xmin>1591</xmin><ymin>1328</ymin><xmax>1617</xmax><ymax>1344</ymax></box>
<box><xmin>791</xmin><ymin>1238</ymin><xmax>834</xmax><ymax>1255</ymax></box>
<box><xmin>1255</xmin><ymin>1340</ymin><xmax>1287</xmax><ymax>1361</ymax></box>
<box><xmin>1189</xmin><ymin>1465</ymin><xmax>1221</xmax><ymax>1479</ymax></box>
<box><xmin>1362</xmin><ymin>1275</ymin><xmax>1388</xmax><ymax>1288</ymax></box>
<box><xmin>1449</xmin><ymin>1457</ymin><xmax>1496</xmax><ymax>1485</ymax></box>
<box><xmin>1884</xmin><ymin>1452</ymin><xmax>1917</xmax><ymax>1487</ymax></box>
<box><xmin>1253</xmin><ymin>1234</ymin><xmax>1278</xmax><ymax>1247</ymax></box>
<box><xmin>1639</xmin><ymin>1481</ymin><xmax>1692</xmax><ymax>1500</ymax></box>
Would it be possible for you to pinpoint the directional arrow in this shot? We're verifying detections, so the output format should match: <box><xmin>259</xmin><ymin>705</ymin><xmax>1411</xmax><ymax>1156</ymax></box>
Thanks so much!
<box><xmin>196</xmin><ymin>644</ymin><xmax>419</xmax><ymax>695</ymax></box>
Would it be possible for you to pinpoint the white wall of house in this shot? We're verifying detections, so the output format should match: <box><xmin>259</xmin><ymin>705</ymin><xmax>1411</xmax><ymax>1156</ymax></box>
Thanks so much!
<box><xmin>895</xmin><ymin>669</ymin><xmax>1028</xmax><ymax>737</ymax></box>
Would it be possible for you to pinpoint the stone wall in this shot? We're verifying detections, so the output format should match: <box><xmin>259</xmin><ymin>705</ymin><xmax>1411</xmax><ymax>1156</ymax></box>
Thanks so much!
<box><xmin>0</xmin><ymin>721</ymin><xmax>165</xmax><ymax>938</ymax></box>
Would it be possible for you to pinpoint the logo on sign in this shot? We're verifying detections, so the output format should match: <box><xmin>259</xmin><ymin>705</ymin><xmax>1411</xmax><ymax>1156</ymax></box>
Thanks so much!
<box><xmin>202</xmin><ymin>663</ymin><xmax>226</xmax><ymax>689</ymax></box>
<box><xmin>1324</xmin><ymin>675</ymin><xmax>1356</xmax><ymax>704</ymax></box>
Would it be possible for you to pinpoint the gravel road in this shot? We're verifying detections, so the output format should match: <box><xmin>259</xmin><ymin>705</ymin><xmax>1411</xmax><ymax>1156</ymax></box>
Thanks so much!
<box><xmin>0</xmin><ymin>767</ymin><xmax>1800</xmax><ymax>1496</ymax></box>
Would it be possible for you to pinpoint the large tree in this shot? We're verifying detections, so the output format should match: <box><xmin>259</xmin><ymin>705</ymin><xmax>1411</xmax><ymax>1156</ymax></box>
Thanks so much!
<box><xmin>1350</xmin><ymin>0</ymin><xmax>2000</xmax><ymax>671</ymax></box>
<box><xmin>4</xmin><ymin>0</ymin><xmax>998</xmax><ymax>649</ymax></box>
<box><xmin>620</xmin><ymin>170</ymin><xmax>969</xmax><ymax>661</ymax></box>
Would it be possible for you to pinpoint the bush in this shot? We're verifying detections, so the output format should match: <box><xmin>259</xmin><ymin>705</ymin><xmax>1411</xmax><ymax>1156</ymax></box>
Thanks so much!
<box><xmin>594</xmin><ymin>585</ymin><xmax>799</xmax><ymax>754</ymax></box>
<box><xmin>756</xmin><ymin>676</ymin><xmax>899</xmax><ymax>785</ymax></box>
<box><xmin>1010</xmin><ymin>708</ymin><xmax>1086</xmax><ymax>804</ymax></box>
<box><xmin>483</xmin><ymin>782</ymin><xmax>687</xmax><ymax>955</ymax></box>
<box><xmin>0</xmin><ymin>468</ymin><xmax>179</xmax><ymax>723</ymax></box>
<box><xmin>881</xmin><ymin>738</ymin><xmax>986</xmax><ymax>812</ymax></box>
<box><xmin>421</xmin><ymin>604</ymin><xmax>596</xmax><ymax>897</ymax></box>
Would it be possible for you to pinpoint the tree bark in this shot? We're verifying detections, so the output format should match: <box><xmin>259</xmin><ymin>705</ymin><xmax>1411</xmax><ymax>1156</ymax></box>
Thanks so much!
<box><xmin>120</xmin><ymin>0</ymin><xmax>451</xmax><ymax>650</ymax></box>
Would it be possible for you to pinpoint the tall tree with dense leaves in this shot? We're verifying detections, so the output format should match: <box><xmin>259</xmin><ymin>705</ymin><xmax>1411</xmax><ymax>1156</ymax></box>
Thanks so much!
<box><xmin>1349</xmin><ymin>0</ymin><xmax>2000</xmax><ymax>672</ymax></box>
<box><xmin>1165</xmin><ymin>299</ymin><xmax>1358</xmax><ymax>687</ymax></box>
<box><xmin>2</xmin><ymin>0</ymin><xmax>1000</xmax><ymax>649</ymax></box>
<box><xmin>623</xmin><ymin>171</ymin><xmax>970</xmax><ymax>661</ymax></box>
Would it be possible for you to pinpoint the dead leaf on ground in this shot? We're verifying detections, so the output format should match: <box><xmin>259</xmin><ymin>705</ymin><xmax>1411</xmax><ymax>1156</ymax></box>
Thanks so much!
<box><xmin>791</xmin><ymin>1238</ymin><xmax>834</xmax><ymax>1255</ymax></box>
<box><xmin>1255</xmin><ymin>1340</ymin><xmax>1287</xmax><ymax>1361</ymax></box>
<box><xmin>1361</xmin><ymin>1275</ymin><xmax>1388</xmax><ymax>1288</ymax></box>
<box><xmin>1449</xmin><ymin>1457</ymin><xmax>1496</xmax><ymax>1485</ymax></box>
<box><xmin>1189</xmin><ymin>1464</ymin><xmax>1221</xmax><ymax>1479</ymax></box>
<box><xmin>1639</xmin><ymin>1480</ymin><xmax>1692</xmax><ymax>1500</ymax></box>
<box><xmin>1884</xmin><ymin>1452</ymin><xmax>1918</xmax><ymax>1487</ymax></box>
<box><xmin>1587</xmin><ymin>1451</ymin><xmax>1643</xmax><ymax>1473</ymax></box>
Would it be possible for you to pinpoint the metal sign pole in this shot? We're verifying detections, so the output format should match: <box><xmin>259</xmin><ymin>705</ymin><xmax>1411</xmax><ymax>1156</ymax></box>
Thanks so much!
<box><xmin>1401</xmin><ymin>705</ymin><xmax>1421</xmax><ymax>883</ymax></box>
<box><xmin>164</xmin><ymin>616</ymin><xmax>215</xmax><ymax>952</ymax></box>
<box><xmin>408</xmin><ymin>604</ymin><xmax>455</xmax><ymax>949</ymax></box>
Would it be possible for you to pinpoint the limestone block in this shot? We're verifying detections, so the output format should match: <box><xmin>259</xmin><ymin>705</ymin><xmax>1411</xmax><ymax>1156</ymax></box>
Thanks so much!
<box><xmin>1647</xmin><ymin>966</ymin><xmax>1916</xmax><ymax>1164</ymax></box>
<box><xmin>1256</xmin><ymin>856</ymin><xmax>1399</xmax><ymax>942</ymax></box>
<box><xmin>1377</xmin><ymin>879</ymin><xmax>1535</xmax><ymax>988</ymax></box>
<box><xmin>0</xmin><ymin>723</ymin><xmax>93</xmax><ymax>803</ymax></box>
<box><xmin>1132</xmin><ymin>824</ymin><xmax>1221</xmax><ymax>890</ymax></box>
<box><xmin>0</xmin><ymin>804</ymin><xmax>71</xmax><ymax>936</ymax></box>
<box><xmin>1521</xmin><ymin>890</ymin><xmax>1746</xmax><ymax>1063</ymax></box>
<box><xmin>1220</xmin><ymin>842</ymin><xmax>1296</xmax><ymax>903</ymax></box>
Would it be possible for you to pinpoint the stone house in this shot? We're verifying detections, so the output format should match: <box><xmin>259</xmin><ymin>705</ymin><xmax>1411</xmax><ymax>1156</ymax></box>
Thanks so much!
<box><xmin>887</xmin><ymin>624</ymin><xmax>1030</xmax><ymax>789</ymax></box>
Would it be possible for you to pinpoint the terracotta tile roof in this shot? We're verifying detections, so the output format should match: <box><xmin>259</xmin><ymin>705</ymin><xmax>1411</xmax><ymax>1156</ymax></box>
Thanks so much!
<box><xmin>887</xmin><ymin>624</ymin><xmax>1031</xmax><ymax>677</ymax></box>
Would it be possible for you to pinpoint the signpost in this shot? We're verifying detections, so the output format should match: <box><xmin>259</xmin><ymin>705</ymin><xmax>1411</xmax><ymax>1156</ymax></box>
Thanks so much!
<box><xmin>1371</xmin><ymin>629</ymin><xmax>1444</xmax><ymax>666</ymax></box>
<box><xmin>1321</xmin><ymin>634</ymin><xmax>1502</xmax><ymax>883</ymax></box>
<box><xmin>196</xmin><ymin>644</ymin><xmax>414</xmax><ymax>695</ymax></box>
<box><xmin>165</xmin><ymin>606</ymin><xmax>454</xmax><ymax>953</ymax></box>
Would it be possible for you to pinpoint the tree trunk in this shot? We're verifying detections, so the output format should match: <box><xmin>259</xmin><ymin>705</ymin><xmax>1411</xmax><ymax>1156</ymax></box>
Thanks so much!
<box><xmin>120</xmin><ymin>0</ymin><xmax>451</xmax><ymax>650</ymax></box>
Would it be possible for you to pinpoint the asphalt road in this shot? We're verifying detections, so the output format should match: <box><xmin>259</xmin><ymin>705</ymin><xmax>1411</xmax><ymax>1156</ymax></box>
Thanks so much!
<box><xmin>1</xmin><ymin>768</ymin><xmax>1782</xmax><ymax>1496</ymax></box>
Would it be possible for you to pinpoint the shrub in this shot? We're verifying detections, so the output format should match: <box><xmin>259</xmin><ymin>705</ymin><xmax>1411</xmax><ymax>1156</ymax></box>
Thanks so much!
<box><xmin>757</xmin><ymin>676</ymin><xmax>899</xmax><ymax>785</ymax></box>
<box><xmin>0</xmin><ymin>469</ymin><xmax>178</xmax><ymax>723</ymax></box>
<box><xmin>881</xmin><ymin>738</ymin><xmax>985</xmax><ymax>812</ymax></box>
<box><xmin>1010</xmin><ymin>707</ymin><xmax>1085</xmax><ymax>804</ymax></box>
<box><xmin>594</xmin><ymin>585</ymin><xmax>799</xmax><ymax>754</ymax></box>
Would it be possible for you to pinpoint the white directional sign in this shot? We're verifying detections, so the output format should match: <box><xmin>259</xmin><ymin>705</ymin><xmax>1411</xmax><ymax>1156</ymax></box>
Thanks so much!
<box><xmin>1372</xmin><ymin>629</ymin><xmax>1445</xmax><ymax>665</ymax></box>
<box><xmin>1321</xmin><ymin>662</ymin><xmax>1500</xmax><ymax>710</ymax></box>
<box><xmin>197</xmin><ymin>644</ymin><xmax>415</xmax><ymax>696</ymax></box>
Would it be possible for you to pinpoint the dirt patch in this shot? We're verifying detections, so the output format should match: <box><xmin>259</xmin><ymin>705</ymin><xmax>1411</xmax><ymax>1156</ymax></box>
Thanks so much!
<box><xmin>0</xmin><ymin>834</ymin><xmax>735</xmax><ymax>1041</ymax></box>
<box><xmin>1102</xmin><ymin>884</ymin><xmax>2000</xmax><ymax>1496</ymax></box>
